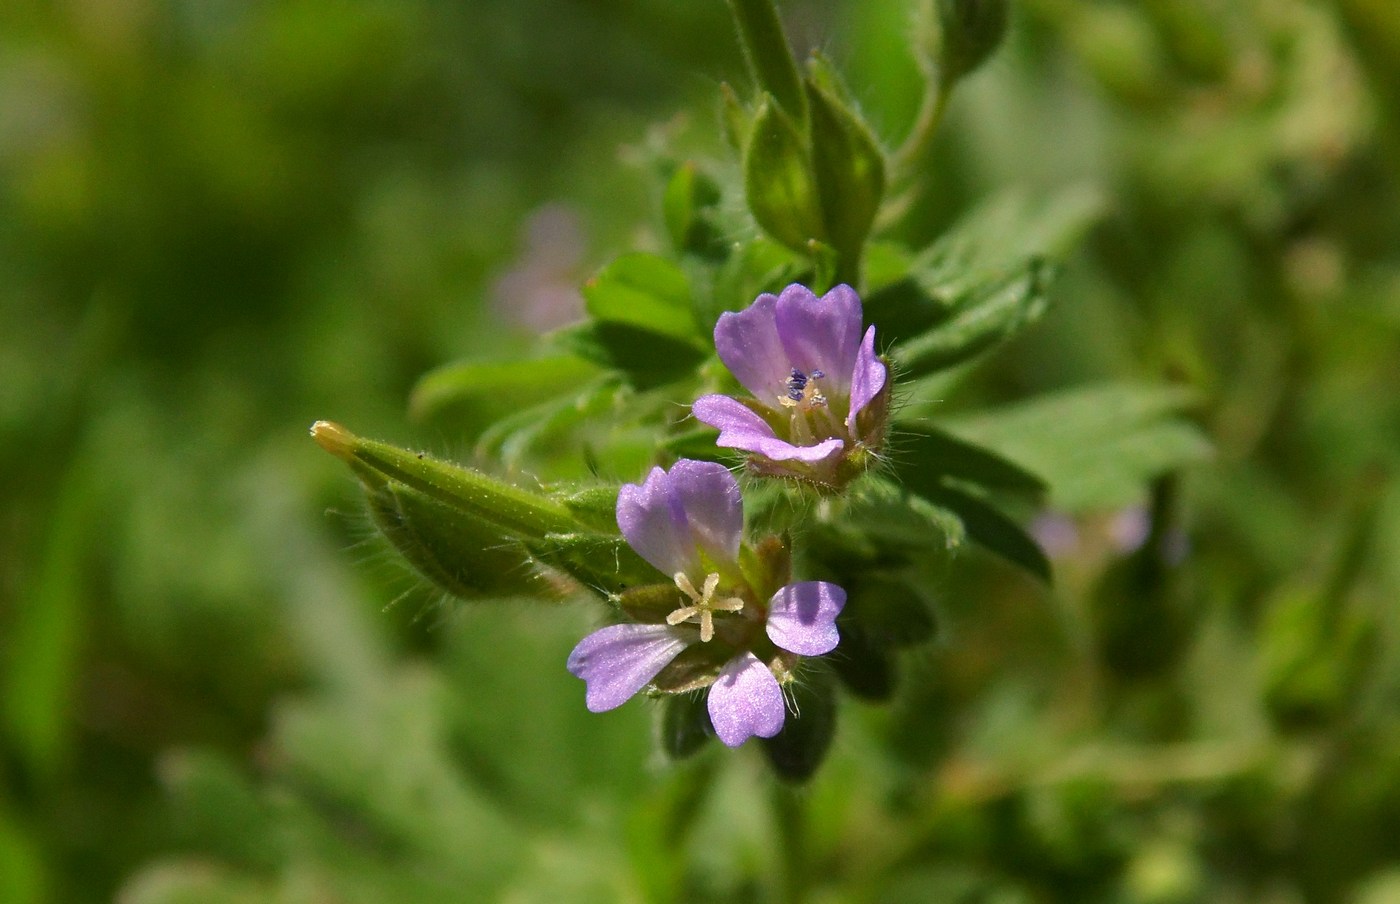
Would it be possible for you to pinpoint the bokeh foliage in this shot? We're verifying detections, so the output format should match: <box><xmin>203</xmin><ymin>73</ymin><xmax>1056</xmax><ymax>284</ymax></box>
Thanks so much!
<box><xmin>3</xmin><ymin>1</ymin><xmax>1400</xmax><ymax>903</ymax></box>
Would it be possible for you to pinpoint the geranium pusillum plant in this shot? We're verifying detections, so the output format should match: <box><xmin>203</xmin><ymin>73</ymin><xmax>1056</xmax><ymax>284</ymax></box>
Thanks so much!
<box><xmin>693</xmin><ymin>283</ymin><xmax>891</xmax><ymax>490</ymax></box>
<box><xmin>567</xmin><ymin>460</ymin><xmax>846</xmax><ymax>747</ymax></box>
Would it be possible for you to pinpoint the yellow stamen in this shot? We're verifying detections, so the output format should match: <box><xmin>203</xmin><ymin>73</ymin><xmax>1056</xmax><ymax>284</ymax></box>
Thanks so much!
<box><xmin>669</xmin><ymin>570</ymin><xmax>745</xmax><ymax>642</ymax></box>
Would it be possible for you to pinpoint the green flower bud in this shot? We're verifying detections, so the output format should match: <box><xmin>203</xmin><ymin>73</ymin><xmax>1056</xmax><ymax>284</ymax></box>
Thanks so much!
<box><xmin>932</xmin><ymin>0</ymin><xmax>1009</xmax><ymax>87</ymax></box>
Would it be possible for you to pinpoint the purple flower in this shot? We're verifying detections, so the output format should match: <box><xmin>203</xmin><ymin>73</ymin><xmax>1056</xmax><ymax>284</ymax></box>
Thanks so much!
<box><xmin>692</xmin><ymin>284</ymin><xmax>889</xmax><ymax>486</ymax></box>
<box><xmin>566</xmin><ymin>460</ymin><xmax>846</xmax><ymax>747</ymax></box>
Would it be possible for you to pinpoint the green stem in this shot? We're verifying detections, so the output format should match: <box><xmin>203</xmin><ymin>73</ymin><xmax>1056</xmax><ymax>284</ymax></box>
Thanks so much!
<box><xmin>727</xmin><ymin>0</ymin><xmax>807</xmax><ymax>121</ymax></box>
<box><xmin>891</xmin><ymin>80</ymin><xmax>951</xmax><ymax>185</ymax></box>
<box><xmin>771</xmin><ymin>782</ymin><xmax>809</xmax><ymax>904</ymax></box>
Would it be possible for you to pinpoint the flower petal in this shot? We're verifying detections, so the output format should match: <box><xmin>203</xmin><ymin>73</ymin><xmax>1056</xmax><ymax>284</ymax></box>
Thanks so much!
<box><xmin>616</xmin><ymin>466</ymin><xmax>697</xmax><ymax>576</ymax></box>
<box><xmin>713</xmin><ymin>292</ymin><xmax>790</xmax><ymax>401</ymax></box>
<box><xmin>774</xmin><ymin>284</ymin><xmax>863</xmax><ymax>394</ymax></box>
<box><xmin>766</xmin><ymin>581</ymin><xmax>846</xmax><ymax>655</ymax></box>
<box><xmin>567</xmin><ymin>624</ymin><xmax>690</xmax><ymax>713</ymax></box>
<box><xmin>846</xmin><ymin>325</ymin><xmax>887</xmax><ymax>431</ymax></box>
<box><xmin>707</xmin><ymin>652</ymin><xmax>785</xmax><ymax>747</ymax></box>
<box><xmin>666</xmin><ymin>459</ymin><xmax>743</xmax><ymax>569</ymax></box>
<box><xmin>693</xmin><ymin>394</ymin><xmax>846</xmax><ymax>463</ymax></box>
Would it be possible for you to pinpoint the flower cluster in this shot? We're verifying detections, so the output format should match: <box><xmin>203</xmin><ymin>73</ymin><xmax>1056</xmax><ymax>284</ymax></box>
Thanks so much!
<box><xmin>568</xmin><ymin>284</ymin><xmax>889</xmax><ymax>748</ymax></box>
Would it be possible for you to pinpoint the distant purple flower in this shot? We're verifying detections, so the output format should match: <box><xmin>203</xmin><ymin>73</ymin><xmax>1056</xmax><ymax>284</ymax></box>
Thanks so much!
<box><xmin>692</xmin><ymin>284</ymin><xmax>889</xmax><ymax>486</ymax></box>
<box><xmin>566</xmin><ymin>460</ymin><xmax>846</xmax><ymax>747</ymax></box>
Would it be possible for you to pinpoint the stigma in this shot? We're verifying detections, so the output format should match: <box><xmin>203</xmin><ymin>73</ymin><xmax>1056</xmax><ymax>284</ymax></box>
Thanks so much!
<box><xmin>667</xmin><ymin>572</ymin><xmax>745</xmax><ymax>643</ymax></box>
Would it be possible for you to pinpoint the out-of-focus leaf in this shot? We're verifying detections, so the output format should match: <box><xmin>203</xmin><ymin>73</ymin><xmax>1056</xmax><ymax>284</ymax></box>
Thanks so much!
<box><xmin>555</xmin><ymin>320</ymin><xmax>707</xmax><ymax>388</ymax></box>
<box><xmin>409</xmin><ymin>356</ymin><xmax>599</xmax><ymax>423</ymax></box>
<box><xmin>663</xmin><ymin>162</ymin><xmax>724</xmax><ymax>258</ymax></box>
<box><xmin>582</xmin><ymin>253</ymin><xmax>697</xmax><ymax>342</ymax></box>
<box><xmin>868</xmin><ymin>186</ymin><xmax>1103</xmax><ymax>351</ymax></box>
<box><xmin>0</xmin><ymin>804</ymin><xmax>43</xmax><ymax>904</ymax></box>
<box><xmin>892</xmin><ymin>422</ymin><xmax>1047</xmax><ymax>496</ymax></box>
<box><xmin>744</xmin><ymin>96</ymin><xmax>826</xmax><ymax>255</ymax></box>
<box><xmin>917</xmin><ymin>483</ymin><xmax>1051</xmax><ymax>582</ymax></box>
<box><xmin>942</xmin><ymin>383</ymin><xmax>1212</xmax><ymax>511</ymax></box>
<box><xmin>3</xmin><ymin>453</ymin><xmax>89</xmax><ymax>779</ymax></box>
<box><xmin>158</xmin><ymin>749</ymin><xmax>280</xmax><ymax>872</ymax></box>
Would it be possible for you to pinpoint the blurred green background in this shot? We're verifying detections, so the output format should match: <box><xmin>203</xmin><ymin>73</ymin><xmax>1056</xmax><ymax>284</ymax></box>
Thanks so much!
<box><xmin>4</xmin><ymin>1</ymin><xmax>1400</xmax><ymax>902</ymax></box>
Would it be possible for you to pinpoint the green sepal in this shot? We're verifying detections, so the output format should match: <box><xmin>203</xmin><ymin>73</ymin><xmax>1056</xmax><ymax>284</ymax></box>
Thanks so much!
<box><xmin>761</xmin><ymin>664</ymin><xmax>837</xmax><ymax>782</ymax></box>
<box><xmin>583</xmin><ymin>252</ymin><xmax>698</xmax><ymax>342</ymax></box>
<box><xmin>744</xmin><ymin>96</ymin><xmax>826</xmax><ymax>255</ymax></box>
<box><xmin>660</xmin><ymin>692</ymin><xmax>715</xmax><ymax>760</ymax></box>
<box><xmin>552</xmin><ymin>484</ymin><xmax>621</xmax><ymax>533</ymax></box>
<box><xmin>719</xmin><ymin>82</ymin><xmax>752</xmax><ymax>153</ymax></box>
<box><xmin>806</xmin><ymin>76</ymin><xmax>885</xmax><ymax>284</ymax></box>
<box><xmin>525</xmin><ymin>533</ymin><xmax>658</xmax><ymax>597</ymax></box>
<box><xmin>652</xmin><ymin>644</ymin><xmax>729</xmax><ymax>694</ymax></box>
<box><xmin>847</xmin><ymin>575</ymin><xmax>938</xmax><ymax>649</ymax></box>
<box><xmin>663</xmin><ymin>162</ymin><xmax>725</xmax><ymax>258</ymax></box>
<box><xmin>361</xmin><ymin>473</ymin><xmax>544</xmax><ymax>600</ymax></box>
<box><xmin>726</xmin><ymin>0</ymin><xmax>807</xmax><ymax>121</ymax></box>
<box><xmin>829</xmin><ymin>620</ymin><xmax>896</xmax><ymax>701</ymax></box>
<box><xmin>311</xmin><ymin>421</ymin><xmax>579</xmax><ymax>539</ymax></box>
<box><xmin>554</xmin><ymin>320</ymin><xmax>707</xmax><ymax>389</ymax></box>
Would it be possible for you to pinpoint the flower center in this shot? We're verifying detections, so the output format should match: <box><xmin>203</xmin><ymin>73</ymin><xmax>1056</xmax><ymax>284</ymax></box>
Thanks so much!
<box><xmin>779</xmin><ymin>368</ymin><xmax>827</xmax><ymax>411</ymax></box>
<box><xmin>667</xmin><ymin>571</ymin><xmax>745</xmax><ymax>643</ymax></box>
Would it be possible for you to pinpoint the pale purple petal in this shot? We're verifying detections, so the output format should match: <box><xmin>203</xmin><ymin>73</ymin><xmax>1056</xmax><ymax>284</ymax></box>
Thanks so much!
<box><xmin>774</xmin><ymin>284</ymin><xmax>863</xmax><ymax>394</ymax></box>
<box><xmin>665</xmin><ymin>459</ymin><xmax>743</xmax><ymax>568</ymax></box>
<box><xmin>616</xmin><ymin>467</ymin><xmax>698</xmax><ymax>576</ymax></box>
<box><xmin>713</xmin><ymin>292</ymin><xmax>790</xmax><ymax>401</ymax></box>
<box><xmin>567</xmin><ymin>624</ymin><xmax>689</xmax><ymax>713</ymax></box>
<box><xmin>693</xmin><ymin>394</ymin><xmax>846</xmax><ymax>463</ymax></box>
<box><xmin>845</xmin><ymin>325</ymin><xmax>887</xmax><ymax>431</ymax></box>
<box><xmin>766</xmin><ymin>581</ymin><xmax>846</xmax><ymax>656</ymax></box>
<box><xmin>707</xmin><ymin>652</ymin><xmax>785</xmax><ymax>747</ymax></box>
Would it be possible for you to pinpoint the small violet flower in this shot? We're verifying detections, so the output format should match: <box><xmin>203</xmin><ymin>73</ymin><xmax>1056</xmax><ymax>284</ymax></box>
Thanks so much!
<box><xmin>566</xmin><ymin>460</ymin><xmax>846</xmax><ymax>747</ymax></box>
<box><xmin>692</xmin><ymin>283</ymin><xmax>890</xmax><ymax>488</ymax></box>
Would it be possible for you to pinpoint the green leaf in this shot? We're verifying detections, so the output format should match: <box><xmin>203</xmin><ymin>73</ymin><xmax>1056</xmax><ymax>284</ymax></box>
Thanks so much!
<box><xmin>806</xmin><ymin>77</ymin><xmax>886</xmax><ymax>282</ymax></box>
<box><xmin>892</xmin><ymin>422</ymin><xmax>1047</xmax><ymax>496</ymax></box>
<box><xmin>917</xmin><ymin>483</ymin><xmax>1051</xmax><ymax>582</ymax></box>
<box><xmin>942</xmin><ymin>383</ymin><xmax>1213</xmax><ymax>511</ymax></box>
<box><xmin>409</xmin><ymin>355</ymin><xmax>599</xmax><ymax>423</ymax></box>
<box><xmin>744</xmin><ymin>96</ymin><xmax>826</xmax><ymax>255</ymax></box>
<box><xmin>583</xmin><ymin>252</ymin><xmax>698</xmax><ymax>341</ymax></box>
<box><xmin>893</xmin><ymin>261</ymin><xmax>1053</xmax><ymax>375</ymax></box>
<box><xmin>555</xmin><ymin>320</ymin><xmax>707</xmax><ymax>388</ymax></box>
